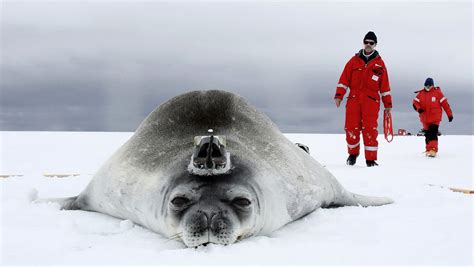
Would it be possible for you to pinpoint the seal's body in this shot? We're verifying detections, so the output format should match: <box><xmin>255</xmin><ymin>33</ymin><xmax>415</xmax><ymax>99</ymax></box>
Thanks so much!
<box><xmin>49</xmin><ymin>90</ymin><xmax>392</xmax><ymax>247</ymax></box>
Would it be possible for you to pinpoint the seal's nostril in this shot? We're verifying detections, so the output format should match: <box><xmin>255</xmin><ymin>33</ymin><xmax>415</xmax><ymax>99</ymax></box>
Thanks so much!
<box><xmin>200</xmin><ymin>212</ymin><xmax>218</xmax><ymax>227</ymax></box>
<box><xmin>210</xmin><ymin>213</ymin><xmax>217</xmax><ymax>222</ymax></box>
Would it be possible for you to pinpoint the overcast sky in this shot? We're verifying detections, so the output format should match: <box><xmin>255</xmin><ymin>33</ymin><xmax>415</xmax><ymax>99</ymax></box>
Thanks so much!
<box><xmin>1</xmin><ymin>1</ymin><xmax>472</xmax><ymax>134</ymax></box>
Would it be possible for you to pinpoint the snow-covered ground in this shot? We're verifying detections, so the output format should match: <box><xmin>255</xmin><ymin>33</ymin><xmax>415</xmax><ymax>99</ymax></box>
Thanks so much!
<box><xmin>1</xmin><ymin>131</ymin><xmax>472</xmax><ymax>265</ymax></box>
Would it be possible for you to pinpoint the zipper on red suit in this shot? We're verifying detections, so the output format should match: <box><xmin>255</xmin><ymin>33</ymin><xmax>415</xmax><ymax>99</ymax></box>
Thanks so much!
<box><xmin>360</xmin><ymin>62</ymin><xmax>368</xmax><ymax>99</ymax></box>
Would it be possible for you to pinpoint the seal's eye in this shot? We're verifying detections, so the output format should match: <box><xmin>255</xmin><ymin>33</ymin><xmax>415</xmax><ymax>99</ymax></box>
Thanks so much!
<box><xmin>232</xmin><ymin>197</ymin><xmax>251</xmax><ymax>207</ymax></box>
<box><xmin>171</xmin><ymin>196</ymin><xmax>190</xmax><ymax>207</ymax></box>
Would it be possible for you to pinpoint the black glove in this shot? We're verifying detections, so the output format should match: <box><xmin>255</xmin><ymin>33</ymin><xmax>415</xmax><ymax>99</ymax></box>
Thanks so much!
<box><xmin>418</xmin><ymin>108</ymin><xmax>424</xmax><ymax>114</ymax></box>
<box><xmin>448</xmin><ymin>116</ymin><xmax>453</xmax><ymax>122</ymax></box>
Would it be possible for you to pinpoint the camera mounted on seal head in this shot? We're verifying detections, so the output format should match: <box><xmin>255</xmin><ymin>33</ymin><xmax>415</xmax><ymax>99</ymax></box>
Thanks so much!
<box><xmin>188</xmin><ymin>129</ymin><xmax>232</xmax><ymax>176</ymax></box>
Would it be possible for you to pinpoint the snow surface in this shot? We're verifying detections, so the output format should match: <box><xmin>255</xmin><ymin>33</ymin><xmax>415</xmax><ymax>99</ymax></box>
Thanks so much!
<box><xmin>1</xmin><ymin>131</ymin><xmax>473</xmax><ymax>265</ymax></box>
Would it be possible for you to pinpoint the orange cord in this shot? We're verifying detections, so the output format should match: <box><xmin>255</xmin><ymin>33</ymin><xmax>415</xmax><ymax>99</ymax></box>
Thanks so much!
<box><xmin>449</xmin><ymin>188</ymin><xmax>474</xmax><ymax>194</ymax></box>
<box><xmin>384</xmin><ymin>110</ymin><xmax>393</xmax><ymax>143</ymax></box>
<box><xmin>427</xmin><ymin>184</ymin><xmax>474</xmax><ymax>194</ymax></box>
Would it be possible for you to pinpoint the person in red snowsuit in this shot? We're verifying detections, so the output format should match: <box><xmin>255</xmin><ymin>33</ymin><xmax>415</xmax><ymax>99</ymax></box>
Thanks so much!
<box><xmin>334</xmin><ymin>31</ymin><xmax>392</xmax><ymax>167</ymax></box>
<box><xmin>412</xmin><ymin>78</ymin><xmax>453</xmax><ymax>157</ymax></box>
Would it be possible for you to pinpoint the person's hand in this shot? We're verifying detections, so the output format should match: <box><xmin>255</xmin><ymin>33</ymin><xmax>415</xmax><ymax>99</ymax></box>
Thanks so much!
<box><xmin>448</xmin><ymin>116</ymin><xmax>453</xmax><ymax>122</ymax></box>
<box><xmin>418</xmin><ymin>108</ymin><xmax>424</xmax><ymax>114</ymax></box>
<box><xmin>335</xmin><ymin>98</ymin><xmax>342</xmax><ymax>108</ymax></box>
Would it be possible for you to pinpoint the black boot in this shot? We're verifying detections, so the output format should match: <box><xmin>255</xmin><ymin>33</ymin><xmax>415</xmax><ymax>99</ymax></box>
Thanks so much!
<box><xmin>366</xmin><ymin>160</ymin><xmax>379</xmax><ymax>167</ymax></box>
<box><xmin>346</xmin><ymin>154</ymin><xmax>358</xmax><ymax>166</ymax></box>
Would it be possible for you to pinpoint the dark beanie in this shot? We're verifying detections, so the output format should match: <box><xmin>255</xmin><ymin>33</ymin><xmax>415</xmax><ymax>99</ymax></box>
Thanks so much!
<box><xmin>364</xmin><ymin>31</ymin><xmax>377</xmax><ymax>43</ymax></box>
<box><xmin>424</xmin><ymin>78</ymin><xmax>434</xmax><ymax>87</ymax></box>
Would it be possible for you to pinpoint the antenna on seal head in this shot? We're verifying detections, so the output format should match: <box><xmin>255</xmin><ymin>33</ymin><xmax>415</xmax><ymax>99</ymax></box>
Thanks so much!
<box><xmin>188</xmin><ymin>128</ymin><xmax>232</xmax><ymax>176</ymax></box>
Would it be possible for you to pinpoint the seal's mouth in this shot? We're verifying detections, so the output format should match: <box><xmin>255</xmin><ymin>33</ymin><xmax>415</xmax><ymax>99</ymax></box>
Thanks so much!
<box><xmin>179</xmin><ymin>213</ymin><xmax>239</xmax><ymax>248</ymax></box>
<box><xmin>198</xmin><ymin>242</ymin><xmax>211</xmax><ymax>247</ymax></box>
<box><xmin>188</xmin><ymin>234</ymin><xmax>248</xmax><ymax>248</ymax></box>
<box><xmin>181</xmin><ymin>230</ymin><xmax>238</xmax><ymax>248</ymax></box>
<box><xmin>190</xmin><ymin>239</ymin><xmax>234</xmax><ymax>248</ymax></box>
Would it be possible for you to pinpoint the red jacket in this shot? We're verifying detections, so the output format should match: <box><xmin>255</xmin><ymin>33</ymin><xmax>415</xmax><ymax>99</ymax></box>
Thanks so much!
<box><xmin>413</xmin><ymin>87</ymin><xmax>453</xmax><ymax>124</ymax></box>
<box><xmin>335</xmin><ymin>50</ymin><xmax>392</xmax><ymax>108</ymax></box>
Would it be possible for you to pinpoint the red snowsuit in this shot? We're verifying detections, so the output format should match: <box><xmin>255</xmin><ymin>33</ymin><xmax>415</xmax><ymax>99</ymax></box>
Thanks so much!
<box><xmin>412</xmin><ymin>87</ymin><xmax>453</xmax><ymax>152</ymax></box>
<box><xmin>335</xmin><ymin>50</ymin><xmax>392</xmax><ymax>161</ymax></box>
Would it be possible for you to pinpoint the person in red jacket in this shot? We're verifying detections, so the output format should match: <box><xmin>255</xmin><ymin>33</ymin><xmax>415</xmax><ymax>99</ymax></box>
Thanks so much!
<box><xmin>413</xmin><ymin>78</ymin><xmax>453</xmax><ymax>157</ymax></box>
<box><xmin>334</xmin><ymin>31</ymin><xmax>392</xmax><ymax>167</ymax></box>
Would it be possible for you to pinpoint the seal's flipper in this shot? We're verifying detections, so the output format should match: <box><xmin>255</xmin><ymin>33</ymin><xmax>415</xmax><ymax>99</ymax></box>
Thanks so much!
<box><xmin>34</xmin><ymin>196</ymin><xmax>81</xmax><ymax>210</ymax></box>
<box><xmin>327</xmin><ymin>192</ymin><xmax>393</xmax><ymax>208</ymax></box>
<box><xmin>295</xmin><ymin>143</ymin><xmax>310</xmax><ymax>154</ymax></box>
<box><xmin>348</xmin><ymin>193</ymin><xmax>394</xmax><ymax>207</ymax></box>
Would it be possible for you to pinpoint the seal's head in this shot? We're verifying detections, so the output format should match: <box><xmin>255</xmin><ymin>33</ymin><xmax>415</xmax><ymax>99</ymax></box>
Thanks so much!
<box><xmin>165</xmin><ymin>162</ymin><xmax>263</xmax><ymax>247</ymax></box>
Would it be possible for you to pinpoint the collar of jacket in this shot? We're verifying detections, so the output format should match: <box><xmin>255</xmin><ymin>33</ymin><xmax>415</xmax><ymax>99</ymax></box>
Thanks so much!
<box><xmin>414</xmin><ymin>86</ymin><xmax>439</xmax><ymax>93</ymax></box>
<box><xmin>357</xmin><ymin>49</ymin><xmax>379</xmax><ymax>64</ymax></box>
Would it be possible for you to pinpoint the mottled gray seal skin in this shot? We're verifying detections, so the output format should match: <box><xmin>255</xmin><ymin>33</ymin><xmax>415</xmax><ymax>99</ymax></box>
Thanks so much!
<box><xmin>47</xmin><ymin>90</ymin><xmax>393</xmax><ymax>247</ymax></box>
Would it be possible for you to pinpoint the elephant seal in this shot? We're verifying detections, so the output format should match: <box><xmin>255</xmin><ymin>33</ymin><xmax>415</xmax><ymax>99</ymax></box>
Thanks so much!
<box><xmin>44</xmin><ymin>90</ymin><xmax>393</xmax><ymax>247</ymax></box>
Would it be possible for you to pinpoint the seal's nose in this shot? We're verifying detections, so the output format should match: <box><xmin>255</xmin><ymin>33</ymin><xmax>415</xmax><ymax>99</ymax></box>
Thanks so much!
<box><xmin>183</xmin><ymin>206</ymin><xmax>236</xmax><ymax>247</ymax></box>
<box><xmin>195</xmin><ymin>209</ymin><xmax>218</xmax><ymax>231</ymax></box>
<box><xmin>203</xmin><ymin>212</ymin><xmax>218</xmax><ymax>227</ymax></box>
